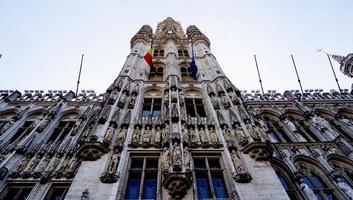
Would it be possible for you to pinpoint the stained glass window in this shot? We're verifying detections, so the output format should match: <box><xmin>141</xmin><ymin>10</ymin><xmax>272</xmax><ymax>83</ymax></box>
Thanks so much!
<box><xmin>193</xmin><ymin>156</ymin><xmax>229</xmax><ymax>199</ymax></box>
<box><xmin>125</xmin><ymin>157</ymin><xmax>159</xmax><ymax>200</ymax></box>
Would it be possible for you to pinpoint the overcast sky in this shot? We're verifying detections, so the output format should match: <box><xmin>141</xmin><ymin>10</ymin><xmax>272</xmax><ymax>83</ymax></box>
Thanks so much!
<box><xmin>1</xmin><ymin>1</ymin><xmax>352</xmax><ymax>94</ymax></box>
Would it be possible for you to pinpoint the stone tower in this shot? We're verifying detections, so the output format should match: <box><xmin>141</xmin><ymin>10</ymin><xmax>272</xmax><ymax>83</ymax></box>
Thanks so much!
<box><xmin>0</xmin><ymin>17</ymin><xmax>353</xmax><ymax>200</ymax></box>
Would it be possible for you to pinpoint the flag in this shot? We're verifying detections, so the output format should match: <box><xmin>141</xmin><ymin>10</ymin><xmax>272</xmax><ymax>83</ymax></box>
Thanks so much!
<box><xmin>189</xmin><ymin>44</ymin><xmax>199</xmax><ymax>79</ymax></box>
<box><xmin>144</xmin><ymin>47</ymin><xmax>154</xmax><ymax>67</ymax></box>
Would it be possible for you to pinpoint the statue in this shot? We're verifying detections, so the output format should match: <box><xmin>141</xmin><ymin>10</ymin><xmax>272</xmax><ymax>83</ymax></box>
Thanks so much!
<box><xmin>190</xmin><ymin>128</ymin><xmax>198</xmax><ymax>143</ymax></box>
<box><xmin>258</xmin><ymin>118</ymin><xmax>269</xmax><ymax>132</ymax></box>
<box><xmin>107</xmin><ymin>154</ymin><xmax>119</xmax><ymax>173</ymax></box>
<box><xmin>32</xmin><ymin>114</ymin><xmax>45</xmax><ymax>130</ymax></box>
<box><xmin>15</xmin><ymin>157</ymin><xmax>31</xmax><ymax>172</ymax></box>
<box><xmin>184</xmin><ymin>147</ymin><xmax>191</xmax><ymax>169</ymax></box>
<box><xmin>283</xmin><ymin>118</ymin><xmax>298</xmax><ymax>132</ymax></box>
<box><xmin>67</xmin><ymin>158</ymin><xmax>79</xmax><ymax>174</ymax></box>
<box><xmin>25</xmin><ymin>156</ymin><xmax>41</xmax><ymax>172</ymax></box>
<box><xmin>154</xmin><ymin>126</ymin><xmax>162</xmax><ymax>145</ymax></box>
<box><xmin>117</xmin><ymin>126</ymin><xmax>127</xmax><ymax>141</ymax></box>
<box><xmin>309</xmin><ymin>114</ymin><xmax>331</xmax><ymax>131</ymax></box>
<box><xmin>300</xmin><ymin>181</ymin><xmax>317</xmax><ymax>200</ymax></box>
<box><xmin>37</xmin><ymin>117</ymin><xmax>50</xmax><ymax>132</ymax></box>
<box><xmin>223</xmin><ymin>126</ymin><xmax>233</xmax><ymax>142</ymax></box>
<box><xmin>171</xmin><ymin>88</ymin><xmax>177</xmax><ymax>103</ymax></box>
<box><xmin>162</xmin><ymin>124</ymin><xmax>170</xmax><ymax>144</ymax></box>
<box><xmin>47</xmin><ymin>155</ymin><xmax>61</xmax><ymax>172</ymax></box>
<box><xmin>228</xmin><ymin>91</ymin><xmax>239</xmax><ymax>104</ymax></box>
<box><xmin>336</xmin><ymin>178</ymin><xmax>353</xmax><ymax>199</ymax></box>
<box><xmin>104</xmin><ymin>126</ymin><xmax>115</xmax><ymax>143</ymax></box>
<box><xmin>58</xmin><ymin>157</ymin><xmax>70</xmax><ymax>173</ymax></box>
<box><xmin>220</xmin><ymin>94</ymin><xmax>230</xmax><ymax>108</ymax></box>
<box><xmin>211</xmin><ymin>96</ymin><xmax>220</xmax><ymax>109</ymax></box>
<box><xmin>246</xmin><ymin>122</ymin><xmax>260</xmax><ymax>141</ymax></box>
<box><xmin>209</xmin><ymin>127</ymin><xmax>218</xmax><ymax>143</ymax></box>
<box><xmin>172</xmin><ymin>142</ymin><xmax>182</xmax><ymax>166</ymax></box>
<box><xmin>34</xmin><ymin>155</ymin><xmax>50</xmax><ymax>173</ymax></box>
<box><xmin>164</xmin><ymin>91</ymin><xmax>169</xmax><ymax>106</ymax></box>
<box><xmin>161</xmin><ymin>147</ymin><xmax>170</xmax><ymax>172</ymax></box>
<box><xmin>132</xmin><ymin>127</ymin><xmax>141</xmax><ymax>143</ymax></box>
<box><xmin>71</xmin><ymin>119</ymin><xmax>83</xmax><ymax>135</ymax></box>
<box><xmin>199</xmin><ymin>127</ymin><xmax>208</xmax><ymax>143</ymax></box>
<box><xmin>118</xmin><ymin>91</ymin><xmax>128</xmax><ymax>107</ymax></box>
<box><xmin>128</xmin><ymin>95</ymin><xmax>136</xmax><ymax>108</ymax></box>
<box><xmin>182</xmin><ymin>126</ymin><xmax>190</xmax><ymax>143</ymax></box>
<box><xmin>143</xmin><ymin>126</ymin><xmax>152</xmax><ymax>143</ymax></box>
<box><xmin>0</xmin><ymin>121</ymin><xmax>14</xmax><ymax>134</ymax></box>
<box><xmin>231</xmin><ymin>150</ymin><xmax>246</xmax><ymax>174</ymax></box>
<box><xmin>235</xmin><ymin>123</ymin><xmax>248</xmax><ymax>145</ymax></box>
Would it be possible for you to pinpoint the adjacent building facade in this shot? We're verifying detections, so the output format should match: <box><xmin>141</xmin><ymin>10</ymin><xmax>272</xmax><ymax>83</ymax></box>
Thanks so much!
<box><xmin>0</xmin><ymin>17</ymin><xmax>353</xmax><ymax>200</ymax></box>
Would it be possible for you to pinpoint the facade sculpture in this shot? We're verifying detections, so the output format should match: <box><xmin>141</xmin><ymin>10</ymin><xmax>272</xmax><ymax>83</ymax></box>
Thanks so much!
<box><xmin>0</xmin><ymin>17</ymin><xmax>352</xmax><ymax>200</ymax></box>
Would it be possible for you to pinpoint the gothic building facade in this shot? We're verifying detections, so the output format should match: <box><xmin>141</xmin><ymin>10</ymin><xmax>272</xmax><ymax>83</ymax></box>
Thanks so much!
<box><xmin>0</xmin><ymin>17</ymin><xmax>353</xmax><ymax>200</ymax></box>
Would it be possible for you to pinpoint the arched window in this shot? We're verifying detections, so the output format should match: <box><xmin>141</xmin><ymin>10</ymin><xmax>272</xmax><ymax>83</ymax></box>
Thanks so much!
<box><xmin>180</xmin><ymin>65</ymin><xmax>195</xmax><ymax>81</ymax></box>
<box><xmin>149</xmin><ymin>66</ymin><xmax>163</xmax><ymax>81</ymax></box>
<box><xmin>0</xmin><ymin>110</ymin><xmax>17</xmax><ymax>135</ymax></box>
<box><xmin>47</xmin><ymin>112</ymin><xmax>78</xmax><ymax>144</ymax></box>
<box><xmin>272</xmin><ymin>162</ymin><xmax>301</xmax><ymax>200</ymax></box>
<box><xmin>184</xmin><ymin>90</ymin><xmax>206</xmax><ymax>117</ymax></box>
<box><xmin>296</xmin><ymin>119</ymin><xmax>320</xmax><ymax>141</ymax></box>
<box><xmin>264</xmin><ymin>117</ymin><xmax>292</xmax><ymax>143</ymax></box>
<box><xmin>153</xmin><ymin>49</ymin><xmax>164</xmax><ymax>58</ymax></box>
<box><xmin>178</xmin><ymin>49</ymin><xmax>189</xmax><ymax>58</ymax></box>
<box><xmin>142</xmin><ymin>90</ymin><xmax>162</xmax><ymax>118</ymax></box>
<box><xmin>296</xmin><ymin>161</ymin><xmax>338</xmax><ymax>200</ymax></box>
<box><xmin>329</xmin><ymin>158</ymin><xmax>353</xmax><ymax>187</ymax></box>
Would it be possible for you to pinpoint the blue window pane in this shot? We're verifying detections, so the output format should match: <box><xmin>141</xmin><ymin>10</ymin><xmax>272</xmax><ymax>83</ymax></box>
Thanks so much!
<box><xmin>212</xmin><ymin>176</ymin><xmax>228</xmax><ymax>198</ymax></box>
<box><xmin>152</xmin><ymin>110</ymin><xmax>161</xmax><ymax>117</ymax></box>
<box><xmin>342</xmin><ymin>177</ymin><xmax>353</xmax><ymax>187</ymax></box>
<box><xmin>325</xmin><ymin>192</ymin><xmax>335</xmax><ymax>200</ymax></box>
<box><xmin>312</xmin><ymin>175</ymin><xmax>327</xmax><ymax>188</ymax></box>
<box><xmin>303</xmin><ymin>176</ymin><xmax>314</xmax><ymax>189</ymax></box>
<box><xmin>142</xmin><ymin>173</ymin><xmax>157</xmax><ymax>200</ymax></box>
<box><xmin>315</xmin><ymin>192</ymin><xmax>324</xmax><ymax>200</ymax></box>
<box><xmin>196</xmin><ymin>173</ymin><xmax>211</xmax><ymax>199</ymax></box>
<box><xmin>143</xmin><ymin>111</ymin><xmax>151</xmax><ymax>117</ymax></box>
<box><xmin>277</xmin><ymin>175</ymin><xmax>290</xmax><ymax>190</ymax></box>
<box><xmin>126</xmin><ymin>173</ymin><xmax>141</xmax><ymax>200</ymax></box>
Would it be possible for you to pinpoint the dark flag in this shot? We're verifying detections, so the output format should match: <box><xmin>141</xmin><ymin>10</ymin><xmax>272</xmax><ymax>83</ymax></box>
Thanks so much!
<box><xmin>189</xmin><ymin>43</ymin><xmax>199</xmax><ymax>79</ymax></box>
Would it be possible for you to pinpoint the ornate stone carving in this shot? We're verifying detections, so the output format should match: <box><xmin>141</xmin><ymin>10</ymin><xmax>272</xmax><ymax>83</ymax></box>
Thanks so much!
<box><xmin>299</xmin><ymin>180</ymin><xmax>317</xmax><ymax>200</ymax></box>
<box><xmin>154</xmin><ymin>126</ymin><xmax>162</xmax><ymax>147</ymax></box>
<box><xmin>161</xmin><ymin>147</ymin><xmax>171</xmax><ymax>174</ymax></box>
<box><xmin>100</xmin><ymin>153</ymin><xmax>120</xmax><ymax>183</ymax></box>
<box><xmin>143</xmin><ymin>126</ymin><xmax>152</xmax><ymax>147</ymax></box>
<box><xmin>162</xmin><ymin>124</ymin><xmax>170</xmax><ymax>146</ymax></box>
<box><xmin>231</xmin><ymin>150</ymin><xmax>251</xmax><ymax>183</ymax></box>
<box><xmin>246</xmin><ymin>121</ymin><xmax>261</xmax><ymax>141</ymax></box>
<box><xmin>118</xmin><ymin>91</ymin><xmax>128</xmax><ymax>108</ymax></box>
<box><xmin>172</xmin><ymin>142</ymin><xmax>182</xmax><ymax>171</ymax></box>
<box><xmin>66</xmin><ymin>157</ymin><xmax>79</xmax><ymax>178</ymax></box>
<box><xmin>336</xmin><ymin>177</ymin><xmax>353</xmax><ymax>199</ymax></box>
<box><xmin>131</xmin><ymin>126</ymin><xmax>141</xmax><ymax>146</ymax></box>
<box><xmin>103</xmin><ymin>125</ymin><xmax>115</xmax><ymax>145</ymax></box>
<box><xmin>183</xmin><ymin>147</ymin><xmax>191</xmax><ymax>170</ymax></box>
<box><xmin>211</xmin><ymin>96</ymin><xmax>220</xmax><ymax>110</ymax></box>
<box><xmin>0</xmin><ymin>121</ymin><xmax>14</xmax><ymax>134</ymax></box>
<box><xmin>99</xmin><ymin>105</ymin><xmax>111</xmax><ymax>124</ymax></box>
<box><xmin>221</xmin><ymin>93</ymin><xmax>231</xmax><ymax>109</ymax></box>
<box><xmin>234</xmin><ymin>123</ymin><xmax>248</xmax><ymax>146</ymax></box>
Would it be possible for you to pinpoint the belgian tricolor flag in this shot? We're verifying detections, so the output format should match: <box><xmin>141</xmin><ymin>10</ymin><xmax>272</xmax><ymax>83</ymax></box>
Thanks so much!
<box><xmin>144</xmin><ymin>47</ymin><xmax>154</xmax><ymax>67</ymax></box>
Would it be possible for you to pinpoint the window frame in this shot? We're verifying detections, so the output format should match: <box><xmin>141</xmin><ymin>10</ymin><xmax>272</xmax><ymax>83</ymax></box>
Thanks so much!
<box><xmin>0</xmin><ymin>183</ymin><xmax>35</xmax><ymax>200</ymax></box>
<box><xmin>185</xmin><ymin>98</ymin><xmax>206</xmax><ymax>118</ymax></box>
<box><xmin>142</xmin><ymin>97</ymin><xmax>162</xmax><ymax>118</ymax></box>
<box><xmin>43</xmin><ymin>182</ymin><xmax>71</xmax><ymax>200</ymax></box>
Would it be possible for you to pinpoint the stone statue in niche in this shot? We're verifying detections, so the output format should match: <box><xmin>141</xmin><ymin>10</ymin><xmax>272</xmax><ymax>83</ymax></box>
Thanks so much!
<box><xmin>161</xmin><ymin>147</ymin><xmax>170</xmax><ymax>173</ymax></box>
<box><xmin>209</xmin><ymin>127</ymin><xmax>218</xmax><ymax>143</ymax></box>
<box><xmin>189</xmin><ymin>128</ymin><xmax>198</xmax><ymax>143</ymax></box>
<box><xmin>211</xmin><ymin>96</ymin><xmax>220</xmax><ymax>110</ymax></box>
<box><xmin>223</xmin><ymin>125</ymin><xmax>234</xmax><ymax>143</ymax></box>
<box><xmin>104</xmin><ymin>126</ymin><xmax>115</xmax><ymax>144</ymax></box>
<box><xmin>66</xmin><ymin>157</ymin><xmax>79</xmax><ymax>177</ymax></box>
<box><xmin>143</xmin><ymin>126</ymin><xmax>152</xmax><ymax>144</ymax></box>
<box><xmin>171</xmin><ymin>88</ymin><xmax>177</xmax><ymax>103</ymax></box>
<box><xmin>47</xmin><ymin>155</ymin><xmax>61</xmax><ymax>172</ymax></box>
<box><xmin>309</xmin><ymin>114</ymin><xmax>332</xmax><ymax>131</ymax></box>
<box><xmin>0</xmin><ymin>120</ymin><xmax>14</xmax><ymax>134</ymax></box>
<box><xmin>164</xmin><ymin>91</ymin><xmax>169</xmax><ymax>107</ymax></box>
<box><xmin>283</xmin><ymin>117</ymin><xmax>298</xmax><ymax>133</ymax></box>
<box><xmin>25</xmin><ymin>156</ymin><xmax>41</xmax><ymax>172</ymax></box>
<box><xmin>231</xmin><ymin>150</ymin><xmax>246</xmax><ymax>174</ymax></box>
<box><xmin>15</xmin><ymin>157</ymin><xmax>31</xmax><ymax>173</ymax></box>
<box><xmin>58</xmin><ymin>157</ymin><xmax>70</xmax><ymax>174</ymax></box>
<box><xmin>258</xmin><ymin>118</ymin><xmax>269</xmax><ymax>132</ymax></box>
<box><xmin>199</xmin><ymin>127</ymin><xmax>208</xmax><ymax>143</ymax></box>
<box><xmin>336</xmin><ymin>177</ymin><xmax>353</xmax><ymax>199</ymax></box>
<box><xmin>228</xmin><ymin>91</ymin><xmax>239</xmax><ymax>104</ymax></box>
<box><xmin>162</xmin><ymin>124</ymin><xmax>170</xmax><ymax>145</ymax></box>
<box><xmin>34</xmin><ymin>155</ymin><xmax>51</xmax><ymax>173</ymax></box>
<box><xmin>117</xmin><ymin>126</ymin><xmax>127</xmax><ymax>141</ymax></box>
<box><xmin>183</xmin><ymin>147</ymin><xmax>191</xmax><ymax>170</ymax></box>
<box><xmin>107</xmin><ymin>153</ymin><xmax>119</xmax><ymax>173</ymax></box>
<box><xmin>172</xmin><ymin>142</ymin><xmax>182</xmax><ymax>168</ymax></box>
<box><xmin>220</xmin><ymin>93</ymin><xmax>230</xmax><ymax>109</ymax></box>
<box><xmin>154</xmin><ymin>126</ymin><xmax>162</xmax><ymax>146</ymax></box>
<box><xmin>171</xmin><ymin>104</ymin><xmax>178</xmax><ymax>119</ymax></box>
<box><xmin>128</xmin><ymin>95</ymin><xmax>136</xmax><ymax>108</ymax></box>
<box><xmin>246</xmin><ymin>122</ymin><xmax>261</xmax><ymax>141</ymax></box>
<box><xmin>182</xmin><ymin>125</ymin><xmax>190</xmax><ymax>144</ymax></box>
<box><xmin>132</xmin><ymin>127</ymin><xmax>141</xmax><ymax>144</ymax></box>
<box><xmin>234</xmin><ymin>123</ymin><xmax>248</xmax><ymax>145</ymax></box>
<box><xmin>300</xmin><ymin>180</ymin><xmax>317</xmax><ymax>200</ymax></box>
<box><xmin>118</xmin><ymin>91</ymin><xmax>128</xmax><ymax>108</ymax></box>
<box><xmin>31</xmin><ymin>114</ymin><xmax>45</xmax><ymax>131</ymax></box>
<box><xmin>71</xmin><ymin>118</ymin><xmax>83</xmax><ymax>135</ymax></box>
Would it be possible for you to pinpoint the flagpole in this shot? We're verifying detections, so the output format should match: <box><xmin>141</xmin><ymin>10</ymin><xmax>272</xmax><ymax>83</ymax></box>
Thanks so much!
<box><xmin>254</xmin><ymin>54</ymin><xmax>265</xmax><ymax>95</ymax></box>
<box><xmin>290</xmin><ymin>55</ymin><xmax>304</xmax><ymax>94</ymax></box>
<box><xmin>75</xmin><ymin>54</ymin><xmax>84</xmax><ymax>97</ymax></box>
<box><xmin>327</xmin><ymin>53</ymin><xmax>342</xmax><ymax>92</ymax></box>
